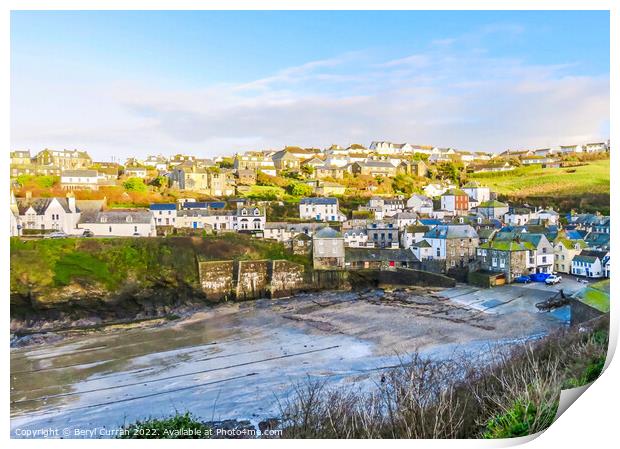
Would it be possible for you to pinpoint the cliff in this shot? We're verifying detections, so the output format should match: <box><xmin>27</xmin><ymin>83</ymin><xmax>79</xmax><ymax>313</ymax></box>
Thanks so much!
<box><xmin>10</xmin><ymin>235</ymin><xmax>310</xmax><ymax>332</ymax></box>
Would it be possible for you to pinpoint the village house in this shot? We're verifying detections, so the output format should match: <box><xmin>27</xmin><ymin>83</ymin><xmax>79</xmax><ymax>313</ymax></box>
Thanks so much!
<box><xmin>235</xmin><ymin>169</ymin><xmax>257</xmax><ymax>186</ymax></box>
<box><xmin>60</xmin><ymin>169</ymin><xmax>100</xmax><ymax>191</ymax></box>
<box><xmin>16</xmin><ymin>194</ymin><xmax>81</xmax><ymax>234</ymax></box>
<box><xmin>440</xmin><ymin>189</ymin><xmax>470</xmax><ymax>216</ymax></box>
<box><xmin>470</xmin><ymin>162</ymin><xmax>515</xmax><ymax>173</ymax></box>
<box><xmin>571</xmin><ymin>250</ymin><xmax>608</xmax><ymax>278</ymax></box>
<box><xmin>233</xmin><ymin>152</ymin><xmax>277</xmax><ymax>176</ymax></box>
<box><xmin>235</xmin><ymin>206</ymin><xmax>266</xmax><ymax>232</ymax></box>
<box><xmin>299</xmin><ymin>197</ymin><xmax>346</xmax><ymax>222</ymax></box>
<box><xmin>288</xmin><ymin>233</ymin><xmax>312</xmax><ymax>255</ymax></box>
<box><xmin>476</xmin><ymin>239</ymin><xmax>537</xmax><ymax>283</ymax></box>
<box><xmin>350</xmin><ymin>160</ymin><xmax>398</xmax><ymax>177</ymax></box>
<box><xmin>504</xmin><ymin>207</ymin><xmax>532</xmax><ymax>226</ymax></box>
<box><xmin>495</xmin><ymin>232</ymin><xmax>554</xmax><ymax>274</ymax></box>
<box><xmin>124</xmin><ymin>166</ymin><xmax>148</xmax><ymax>178</ymax></box>
<box><xmin>342</xmin><ymin>227</ymin><xmax>369</xmax><ymax>248</ymax></box>
<box><xmin>391</xmin><ymin>211</ymin><xmax>418</xmax><ymax>230</ymax></box>
<box><xmin>400</xmin><ymin>224</ymin><xmax>430</xmax><ymax>249</ymax></box>
<box><xmin>477</xmin><ymin>200</ymin><xmax>509</xmax><ymax>219</ymax></box>
<box><xmin>149</xmin><ymin>203</ymin><xmax>177</xmax><ymax>226</ymax></box>
<box><xmin>533</xmin><ymin>208</ymin><xmax>560</xmax><ymax>225</ymax></box>
<box><xmin>422</xmin><ymin>224</ymin><xmax>480</xmax><ymax>269</ymax></box>
<box><xmin>314</xmin><ymin>181</ymin><xmax>346</xmax><ymax>196</ymax></box>
<box><xmin>143</xmin><ymin>155</ymin><xmax>169</xmax><ymax>171</ymax></box>
<box><xmin>410</xmin><ymin>240</ymin><xmax>432</xmax><ymax>261</ymax></box>
<box><xmin>554</xmin><ymin>237</ymin><xmax>585</xmax><ymax>274</ymax></box>
<box><xmin>263</xmin><ymin>222</ymin><xmax>326</xmax><ymax>242</ymax></box>
<box><xmin>406</xmin><ymin>194</ymin><xmax>434</xmax><ymax>215</ymax></box>
<box><xmin>423</xmin><ymin>183</ymin><xmax>454</xmax><ymax>198</ymax></box>
<box><xmin>312</xmin><ymin>227</ymin><xmax>345</xmax><ymax>270</ymax></box>
<box><xmin>78</xmin><ymin>210</ymin><xmax>156</xmax><ymax>237</ymax></box>
<box><xmin>344</xmin><ymin>247</ymin><xmax>418</xmax><ymax>270</ymax></box>
<box><xmin>314</xmin><ymin>165</ymin><xmax>346</xmax><ymax>179</ymax></box>
<box><xmin>462</xmin><ymin>181</ymin><xmax>491</xmax><ymax>203</ymax></box>
<box><xmin>35</xmin><ymin>149</ymin><xmax>92</xmax><ymax>170</ymax></box>
<box><xmin>366</xmin><ymin>221</ymin><xmax>399</xmax><ymax>249</ymax></box>
<box><xmin>397</xmin><ymin>160</ymin><xmax>428</xmax><ymax>177</ymax></box>
<box><xmin>175</xmin><ymin>209</ymin><xmax>235</xmax><ymax>231</ymax></box>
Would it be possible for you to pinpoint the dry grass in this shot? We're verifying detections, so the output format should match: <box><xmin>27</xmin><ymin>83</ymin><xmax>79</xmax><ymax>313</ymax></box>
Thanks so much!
<box><xmin>278</xmin><ymin>317</ymin><xmax>608</xmax><ymax>439</ymax></box>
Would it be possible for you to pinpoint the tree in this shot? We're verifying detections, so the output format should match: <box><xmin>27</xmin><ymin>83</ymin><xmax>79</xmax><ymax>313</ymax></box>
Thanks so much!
<box><xmin>217</xmin><ymin>157</ymin><xmax>234</xmax><ymax>169</ymax></box>
<box><xmin>300</xmin><ymin>164</ymin><xmax>314</xmax><ymax>176</ymax></box>
<box><xmin>123</xmin><ymin>177</ymin><xmax>148</xmax><ymax>193</ymax></box>
<box><xmin>287</xmin><ymin>182</ymin><xmax>313</xmax><ymax>197</ymax></box>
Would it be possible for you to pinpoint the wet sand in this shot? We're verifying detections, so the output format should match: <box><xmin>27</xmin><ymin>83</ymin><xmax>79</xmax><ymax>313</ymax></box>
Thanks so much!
<box><xmin>10</xmin><ymin>286</ymin><xmax>569</xmax><ymax>438</ymax></box>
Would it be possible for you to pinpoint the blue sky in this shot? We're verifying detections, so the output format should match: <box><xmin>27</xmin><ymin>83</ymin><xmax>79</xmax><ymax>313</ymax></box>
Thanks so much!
<box><xmin>11</xmin><ymin>10</ymin><xmax>610</xmax><ymax>160</ymax></box>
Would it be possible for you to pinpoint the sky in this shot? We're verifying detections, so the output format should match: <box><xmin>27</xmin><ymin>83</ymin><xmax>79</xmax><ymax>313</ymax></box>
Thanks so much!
<box><xmin>11</xmin><ymin>10</ymin><xmax>610</xmax><ymax>161</ymax></box>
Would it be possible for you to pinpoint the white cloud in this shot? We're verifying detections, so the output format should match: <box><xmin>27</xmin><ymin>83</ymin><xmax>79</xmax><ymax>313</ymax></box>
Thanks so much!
<box><xmin>11</xmin><ymin>36</ymin><xmax>609</xmax><ymax>161</ymax></box>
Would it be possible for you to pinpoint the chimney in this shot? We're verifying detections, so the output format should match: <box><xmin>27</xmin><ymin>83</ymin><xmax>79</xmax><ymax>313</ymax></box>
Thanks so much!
<box><xmin>25</xmin><ymin>191</ymin><xmax>32</xmax><ymax>200</ymax></box>
<box><xmin>66</xmin><ymin>192</ymin><xmax>76</xmax><ymax>213</ymax></box>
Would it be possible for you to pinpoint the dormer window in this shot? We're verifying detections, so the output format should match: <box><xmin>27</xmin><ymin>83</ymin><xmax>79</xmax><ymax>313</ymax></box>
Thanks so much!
<box><xmin>126</xmin><ymin>216</ymin><xmax>133</xmax><ymax>223</ymax></box>
<box><xmin>100</xmin><ymin>216</ymin><xmax>107</xmax><ymax>223</ymax></box>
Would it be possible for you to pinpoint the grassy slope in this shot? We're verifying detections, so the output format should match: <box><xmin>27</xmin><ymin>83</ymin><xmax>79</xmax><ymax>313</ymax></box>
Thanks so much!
<box><xmin>10</xmin><ymin>235</ymin><xmax>309</xmax><ymax>300</ymax></box>
<box><xmin>468</xmin><ymin>159</ymin><xmax>609</xmax><ymax>197</ymax></box>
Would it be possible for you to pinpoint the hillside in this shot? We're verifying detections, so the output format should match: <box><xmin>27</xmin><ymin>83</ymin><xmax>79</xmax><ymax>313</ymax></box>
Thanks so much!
<box><xmin>468</xmin><ymin>159</ymin><xmax>610</xmax><ymax>213</ymax></box>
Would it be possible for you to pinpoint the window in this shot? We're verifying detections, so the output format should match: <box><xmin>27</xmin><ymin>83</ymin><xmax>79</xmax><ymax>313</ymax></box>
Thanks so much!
<box><xmin>436</xmin><ymin>248</ymin><xmax>441</xmax><ymax>257</ymax></box>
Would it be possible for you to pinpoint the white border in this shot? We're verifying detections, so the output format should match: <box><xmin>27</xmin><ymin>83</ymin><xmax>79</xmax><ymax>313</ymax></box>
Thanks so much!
<box><xmin>2</xmin><ymin>2</ymin><xmax>616</xmax><ymax>448</ymax></box>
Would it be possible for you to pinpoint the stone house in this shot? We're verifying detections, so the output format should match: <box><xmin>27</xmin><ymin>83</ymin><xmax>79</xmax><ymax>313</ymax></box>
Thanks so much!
<box><xmin>288</xmin><ymin>233</ymin><xmax>312</xmax><ymax>255</ymax></box>
<box><xmin>314</xmin><ymin>165</ymin><xmax>346</xmax><ymax>179</ymax></box>
<box><xmin>60</xmin><ymin>169</ymin><xmax>114</xmax><ymax>191</ymax></box>
<box><xmin>35</xmin><ymin>148</ymin><xmax>92</xmax><ymax>170</ymax></box>
<box><xmin>344</xmin><ymin>248</ymin><xmax>418</xmax><ymax>270</ymax></box>
<box><xmin>422</xmin><ymin>224</ymin><xmax>479</xmax><ymax>269</ymax></box>
<box><xmin>312</xmin><ymin>227</ymin><xmax>345</xmax><ymax>270</ymax></box>
<box><xmin>350</xmin><ymin>161</ymin><xmax>398</xmax><ymax>177</ymax></box>
<box><xmin>366</xmin><ymin>221</ymin><xmax>399</xmax><ymax>249</ymax></box>
<box><xmin>263</xmin><ymin>222</ymin><xmax>326</xmax><ymax>242</ymax></box>
<box><xmin>476</xmin><ymin>240</ymin><xmax>536</xmax><ymax>282</ymax></box>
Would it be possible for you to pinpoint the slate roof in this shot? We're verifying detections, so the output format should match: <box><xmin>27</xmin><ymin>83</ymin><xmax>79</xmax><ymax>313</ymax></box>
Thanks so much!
<box><xmin>423</xmin><ymin>224</ymin><xmax>479</xmax><ymax>239</ymax></box>
<box><xmin>17</xmin><ymin>197</ymin><xmax>75</xmax><ymax>215</ymax></box>
<box><xmin>82</xmin><ymin>210</ymin><xmax>154</xmax><ymax>224</ymax></box>
<box><xmin>479</xmin><ymin>200</ymin><xmax>508</xmax><ymax>208</ymax></box>
<box><xmin>300</xmin><ymin>197</ymin><xmax>338</xmax><ymax>205</ymax></box>
<box><xmin>345</xmin><ymin>247</ymin><xmax>418</xmax><ymax>262</ymax></box>
<box><xmin>314</xmin><ymin>227</ymin><xmax>342</xmax><ymax>238</ymax></box>
<box><xmin>61</xmin><ymin>169</ymin><xmax>98</xmax><ymax>177</ymax></box>
<box><xmin>479</xmin><ymin>240</ymin><xmax>535</xmax><ymax>251</ymax></box>
<box><xmin>150</xmin><ymin>203</ymin><xmax>177</xmax><ymax>211</ymax></box>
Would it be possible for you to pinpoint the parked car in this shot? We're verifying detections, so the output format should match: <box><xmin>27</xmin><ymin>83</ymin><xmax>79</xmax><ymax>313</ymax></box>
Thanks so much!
<box><xmin>82</xmin><ymin>230</ymin><xmax>94</xmax><ymax>237</ymax></box>
<box><xmin>545</xmin><ymin>274</ymin><xmax>562</xmax><ymax>285</ymax></box>
<box><xmin>514</xmin><ymin>275</ymin><xmax>531</xmax><ymax>284</ymax></box>
<box><xmin>529</xmin><ymin>272</ymin><xmax>551</xmax><ymax>282</ymax></box>
<box><xmin>45</xmin><ymin>231</ymin><xmax>68</xmax><ymax>239</ymax></box>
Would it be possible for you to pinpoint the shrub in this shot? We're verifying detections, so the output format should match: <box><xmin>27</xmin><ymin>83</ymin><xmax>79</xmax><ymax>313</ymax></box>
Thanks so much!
<box><xmin>118</xmin><ymin>412</ymin><xmax>211</xmax><ymax>439</ymax></box>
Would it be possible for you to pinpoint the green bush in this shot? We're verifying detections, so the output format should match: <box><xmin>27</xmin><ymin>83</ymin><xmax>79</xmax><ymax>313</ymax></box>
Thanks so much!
<box><xmin>118</xmin><ymin>412</ymin><xmax>211</xmax><ymax>439</ymax></box>
<box><xmin>123</xmin><ymin>177</ymin><xmax>148</xmax><ymax>192</ymax></box>
<box><xmin>482</xmin><ymin>400</ymin><xmax>558</xmax><ymax>439</ymax></box>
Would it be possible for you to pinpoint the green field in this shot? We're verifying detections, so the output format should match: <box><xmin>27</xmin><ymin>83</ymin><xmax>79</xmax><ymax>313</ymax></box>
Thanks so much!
<box><xmin>468</xmin><ymin>159</ymin><xmax>609</xmax><ymax>197</ymax></box>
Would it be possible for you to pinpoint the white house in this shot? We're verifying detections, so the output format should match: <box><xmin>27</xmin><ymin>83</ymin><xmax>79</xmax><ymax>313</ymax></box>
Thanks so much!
<box><xmin>423</xmin><ymin>183</ymin><xmax>455</xmax><ymax>198</ymax></box>
<box><xmin>78</xmin><ymin>210</ymin><xmax>156</xmax><ymax>237</ymax></box>
<box><xmin>571</xmin><ymin>250</ymin><xmax>608</xmax><ymax>278</ymax></box>
<box><xmin>60</xmin><ymin>169</ymin><xmax>104</xmax><ymax>191</ymax></box>
<box><xmin>149</xmin><ymin>203</ymin><xmax>177</xmax><ymax>226</ymax></box>
<box><xmin>263</xmin><ymin>222</ymin><xmax>325</xmax><ymax>242</ymax></box>
<box><xmin>125</xmin><ymin>167</ymin><xmax>148</xmax><ymax>178</ymax></box>
<box><xmin>175</xmin><ymin>209</ymin><xmax>235</xmax><ymax>231</ymax></box>
<box><xmin>462</xmin><ymin>182</ymin><xmax>491</xmax><ymax>203</ymax></box>
<box><xmin>17</xmin><ymin>195</ymin><xmax>81</xmax><ymax>234</ymax></box>
<box><xmin>400</xmin><ymin>224</ymin><xmax>430</xmax><ymax>249</ymax></box>
<box><xmin>406</xmin><ymin>194</ymin><xmax>433</xmax><ymax>215</ymax></box>
<box><xmin>299</xmin><ymin>197</ymin><xmax>346</xmax><ymax>222</ymax></box>
<box><xmin>391</xmin><ymin>211</ymin><xmax>418</xmax><ymax>230</ymax></box>
<box><xmin>343</xmin><ymin>227</ymin><xmax>369</xmax><ymax>247</ymax></box>
<box><xmin>533</xmin><ymin>208</ymin><xmax>560</xmax><ymax>225</ymax></box>
<box><xmin>504</xmin><ymin>208</ymin><xmax>532</xmax><ymax>226</ymax></box>
<box><xmin>235</xmin><ymin>206</ymin><xmax>266</xmax><ymax>232</ymax></box>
